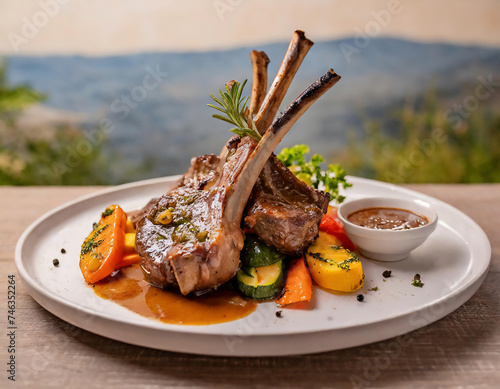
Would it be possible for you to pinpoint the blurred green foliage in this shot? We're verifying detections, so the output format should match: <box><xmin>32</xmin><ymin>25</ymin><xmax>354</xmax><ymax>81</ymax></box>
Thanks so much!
<box><xmin>2</xmin><ymin>59</ymin><xmax>499</xmax><ymax>186</ymax></box>
<box><xmin>0</xmin><ymin>61</ymin><xmax>154</xmax><ymax>185</ymax></box>
<box><xmin>335</xmin><ymin>91</ymin><xmax>500</xmax><ymax>183</ymax></box>
<box><xmin>0</xmin><ymin>64</ymin><xmax>46</xmax><ymax>124</ymax></box>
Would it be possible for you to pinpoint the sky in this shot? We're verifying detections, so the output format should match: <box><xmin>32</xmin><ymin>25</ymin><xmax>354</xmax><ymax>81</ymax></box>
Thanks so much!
<box><xmin>1</xmin><ymin>0</ymin><xmax>500</xmax><ymax>56</ymax></box>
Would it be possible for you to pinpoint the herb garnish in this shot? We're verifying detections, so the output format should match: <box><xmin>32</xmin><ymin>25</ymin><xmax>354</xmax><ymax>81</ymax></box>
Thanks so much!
<box><xmin>101</xmin><ymin>208</ymin><xmax>114</xmax><ymax>218</ymax></box>
<box><xmin>208</xmin><ymin>80</ymin><xmax>261</xmax><ymax>141</ymax></box>
<box><xmin>412</xmin><ymin>273</ymin><xmax>424</xmax><ymax>287</ymax></box>
<box><xmin>368</xmin><ymin>286</ymin><xmax>379</xmax><ymax>292</ymax></box>
<box><xmin>81</xmin><ymin>225</ymin><xmax>108</xmax><ymax>255</ymax></box>
<box><xmin>277</xmin><ymin>144</ymin><xmax>351</xmax><ymax>203</ymax></box>
<box><xmin>156</xmin><ymin>233</ymin><xmax>167</xmax><ymax>241</ymax></box>
<box><xmin>307</xmin><ymin>250</ymin><xmax>359</xmax><ymax>272</ymax></box>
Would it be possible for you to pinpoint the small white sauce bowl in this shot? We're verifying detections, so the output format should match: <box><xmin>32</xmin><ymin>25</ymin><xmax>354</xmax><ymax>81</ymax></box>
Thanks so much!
<box><xmin>337</xmin><ymin>197</ymin><xmax>438</xmax><ymax>262</ymax></box>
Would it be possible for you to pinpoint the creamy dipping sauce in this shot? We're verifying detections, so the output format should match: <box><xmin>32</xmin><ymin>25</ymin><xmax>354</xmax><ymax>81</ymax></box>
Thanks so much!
<box><xmin>347</xmin><ymin>207</ymin><xmax>428</xmax><ymax>231</ymax></box>
<box><xmin>92</xmin><ymin>264</ymin><xmax>257</xmax><ymax>325</ymax></box>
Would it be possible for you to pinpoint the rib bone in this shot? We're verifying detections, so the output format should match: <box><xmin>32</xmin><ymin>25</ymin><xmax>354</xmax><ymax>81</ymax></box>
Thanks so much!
<box><xmin>226</xmin><ymin>69</ymin><xmax>341</xmax><ymax>222</ymax></box>
<box><xmin>253</xmin><ymin>30</ymin><xmax>313</xmax><ymax>133</ymax></box>
<box><xmin>136</xmin><ymin>69</ymin><xmax>341</xmax><ymax>295</ymax></box>
<box><xmin>249</xmin><ymin>50</ymin><xmax>270</xmax><ymax>118</ymax></box>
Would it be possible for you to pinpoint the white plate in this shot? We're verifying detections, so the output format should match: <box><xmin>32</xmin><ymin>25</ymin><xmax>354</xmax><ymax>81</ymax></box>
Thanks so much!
<box><xmin>15</xmin><ymin>176</ymin><xmax>491</xmax><ymax>356</ymax></box>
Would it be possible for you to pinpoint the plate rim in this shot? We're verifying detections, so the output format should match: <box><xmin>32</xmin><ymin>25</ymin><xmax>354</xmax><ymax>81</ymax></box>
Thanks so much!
<box><xmin>15</xmin><ymin>176</ymin><xmax>492</xmax><ymax>339</ymax></box>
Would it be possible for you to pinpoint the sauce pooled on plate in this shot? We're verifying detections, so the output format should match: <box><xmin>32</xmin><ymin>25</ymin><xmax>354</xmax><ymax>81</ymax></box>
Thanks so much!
<box><xmin>93</xmin><ymin>264</ymin><xmax>257</xmax><ymax>325</ymax></box>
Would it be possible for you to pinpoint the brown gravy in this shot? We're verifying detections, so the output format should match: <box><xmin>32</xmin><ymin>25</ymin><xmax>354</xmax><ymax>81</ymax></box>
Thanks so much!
<box><xmin>92</xmin><ymin>265</ymin><xmax>257</xmax><ymax>325</ymax></box>
<box><xmin>347</xmin><ymin>207</ymin><xmax>428</xmax><ymax>231</ymax></box>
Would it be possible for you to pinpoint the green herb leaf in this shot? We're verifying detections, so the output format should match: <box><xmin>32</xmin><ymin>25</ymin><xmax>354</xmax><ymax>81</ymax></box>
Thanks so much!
<box><xmin>277</xmin><ymin>144</ymin><xmax>352</xmax><ymax>203</ymax></box>
<box><xmin>81</xmin><ymin>225</ymin><xmax>108</xmax><ymax>255</ymax></box>
<box><xmin>412</xmin><ymin>280</ymin><xmax>424</xmax><ymax>287</ymax></box>
<box><xmin>101</xmin><ymin>207</ymin><xmax>114</xmax><ymax>218</ymax></box>
<box><xmin>412</xmin><ymin>273</ymin><xmax>424</xmax><ymax>287</ymax></box>
<box><xmin>208</xmin><ymin>80</ymin><xmax>261</xmax><ymax>142</ymax></box>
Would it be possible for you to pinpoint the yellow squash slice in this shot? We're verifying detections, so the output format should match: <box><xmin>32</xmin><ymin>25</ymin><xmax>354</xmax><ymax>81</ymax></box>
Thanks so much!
<box><xmin>306</xmin><ymin>232</ymin><xmax>364</xmax><ymax>292</ymax></box>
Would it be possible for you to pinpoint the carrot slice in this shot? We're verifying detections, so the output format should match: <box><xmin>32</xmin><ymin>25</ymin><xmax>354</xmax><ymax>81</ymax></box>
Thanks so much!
<box><xmin>276</xmin><ymin>257</ymin><xmax>313</xmax><ymax>307</ymax></box>
<box><xmin>79</xmin><ymin>205</ymin><xmax>127</xmax><ymax>283</ymax></box>
<box><xmin>118</xmin><ymin>253</ymin><xmax>142</xmax><ymax>268</ymax></box>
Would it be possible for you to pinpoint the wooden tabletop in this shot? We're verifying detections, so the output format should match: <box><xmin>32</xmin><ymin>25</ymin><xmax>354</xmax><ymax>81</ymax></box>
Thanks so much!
<box><xmin>1</xmin><ymin>185</ymin><xmax>499</xmax><ymax>388</ymax></box>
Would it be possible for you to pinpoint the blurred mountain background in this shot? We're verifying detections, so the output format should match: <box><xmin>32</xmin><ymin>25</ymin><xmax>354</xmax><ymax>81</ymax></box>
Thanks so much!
<box><xmin>1</xmin><ymin>37</ymin><xmax>500</xmax><ymax>185</ymax></box>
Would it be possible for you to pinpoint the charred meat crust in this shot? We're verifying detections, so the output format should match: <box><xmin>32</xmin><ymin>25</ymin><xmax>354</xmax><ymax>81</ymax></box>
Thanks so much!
<box><xmin>244</xmin><ymin>155</ymin><xmax>330</xmax><ymax>257</ymax></box>
<box><xmin>135</xmin><ymin>69</ymin><xmax>341</xmax><ymax>294</ymax></box>
<box><xmin>136</xmin><ymin>137</ymin><xmax>258</xmax><ymax>295</ymax></box>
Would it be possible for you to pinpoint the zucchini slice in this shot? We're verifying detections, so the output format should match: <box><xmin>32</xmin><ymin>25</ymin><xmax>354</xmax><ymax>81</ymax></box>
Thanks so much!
<box><xmin>240</xmin><ymin>234</ymin><xmax>286</xmax><ymax>268</ymax></box>
<box><xmin>236</xmin><ymin>260</ymin><xmax>284</xmax><ymax>300</ymax></box>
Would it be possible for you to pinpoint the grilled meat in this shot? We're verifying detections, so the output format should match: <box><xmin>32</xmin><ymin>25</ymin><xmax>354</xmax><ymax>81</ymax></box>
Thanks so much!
<box><xmin>136</xmin><ymin>70</ymin><xmax>341</xmax><ymax>294</ymax></box>
<box><xmin>244</xmin><ymin>156</ymin><xmax>330</xmax><ymax>257</ymax></box>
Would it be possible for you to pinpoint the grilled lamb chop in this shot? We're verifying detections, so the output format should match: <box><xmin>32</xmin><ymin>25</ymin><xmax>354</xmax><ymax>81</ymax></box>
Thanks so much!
<box><xmin>136</xmin><ymin>70</ymin><xmax>341</xmax><ymax>295</ymax></box>
<box><xmin>169</xmin><ymin>152</ymin><xmax>331</xmax><ymax>257</ymax></box>
<box><xmin>163</xmin><ymin>31</ymin><xmax>333</xmax><ymax>257</ymax></box>
<box><xmin>136</xmin><ymin>136</ymin><xmax>258</xmax><ymax>294</ymax></box>
<box><xmin>242</xmin><ymin>30</ymin><xmax>331</xmax><ymax>256</ymax></box>
<box><xmin>244</xmin><ymin>156</ymin><xmax>330</xmax><ymax>257</ymax></box>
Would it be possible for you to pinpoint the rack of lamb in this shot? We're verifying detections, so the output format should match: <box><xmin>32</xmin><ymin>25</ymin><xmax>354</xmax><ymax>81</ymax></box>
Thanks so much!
<box><xmin>135</xmin><ymin>31</ymin><xmax>341</xmax><ymax>295</ymax></box>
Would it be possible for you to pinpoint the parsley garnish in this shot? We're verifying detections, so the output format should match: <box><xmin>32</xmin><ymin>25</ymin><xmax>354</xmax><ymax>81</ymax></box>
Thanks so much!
<box><xmin>277</xmin><ymin>144</ymin><xmax>351</xmax><ymax>203</ymax></box>
<box><xmin>412</xmin><ymin>274</ymin><xmax>424</xmax><ymax>287</ymax></box>
<box><xmin>101</xmin><ymin>207</ymin><xmax>114</xmax><ymax>218</ymax></box>
<box><xmin>307</xmin><ymin>250</ymin><xmax>359</xmax><ymax>272</ymax></box>
<box><xmin>156</xmin><ymin>233</ymin><xmax>167</xmax><ymax>241</ymax></box>
<box><xmin>81</xmin><ymin>225</ymin><xmax>108</xmax><ymax>255</ymax></box>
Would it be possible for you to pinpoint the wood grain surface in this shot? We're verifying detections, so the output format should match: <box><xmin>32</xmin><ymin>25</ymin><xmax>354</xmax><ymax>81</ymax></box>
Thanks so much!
<box><xmin>0</xmin><ymin>185</ymin><xmax>498</xmax><ymax>388</ymax></box>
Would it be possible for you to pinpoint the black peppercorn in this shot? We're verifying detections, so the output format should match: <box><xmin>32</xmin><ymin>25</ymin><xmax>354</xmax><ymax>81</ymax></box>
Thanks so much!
<box><xmin>357</xmin><ymin>294</ymin><xmax>364</xmax><ymax>302</ymax></box>
<box><xmin>53</xmin><ymin>259</ymin><xmax>60</xmax><ymax>267</ymax></box>
<box><xmin>382</xmin><ymin>270</ymin><xmax>392</xmax><ymax>278</ymax></box>
<box><xmin>61</xmin><ymin>248</ymin><xmax>66</xmax><ymax>254</ymax></box>
<box><xmin>275</xmin><ymin>311</ymin><xmax>283</xmax><ymax>318</ymax></box>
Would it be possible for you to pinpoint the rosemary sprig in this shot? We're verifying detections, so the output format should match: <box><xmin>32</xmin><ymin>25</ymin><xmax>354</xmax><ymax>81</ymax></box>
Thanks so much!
<box><xmin>208</xmin><ymin>80</ymin><xmax>261</xmax><ymax>141</ymax></box>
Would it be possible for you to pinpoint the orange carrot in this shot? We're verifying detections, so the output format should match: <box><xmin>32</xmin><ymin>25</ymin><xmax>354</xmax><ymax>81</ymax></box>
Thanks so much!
<box><xmin>79</xmin><ymin>205</ymin><xmax>127</xmax><ymax>283</ymax></box>
<box><xmin>276</xmin><ymin>257</ymin><xmax>313</xmax><ymax>307</ymax></box>
<box><xmin>118</xmin><ymin>253</ymin><xmax>142</xmax><ymax>268</ymax></box>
